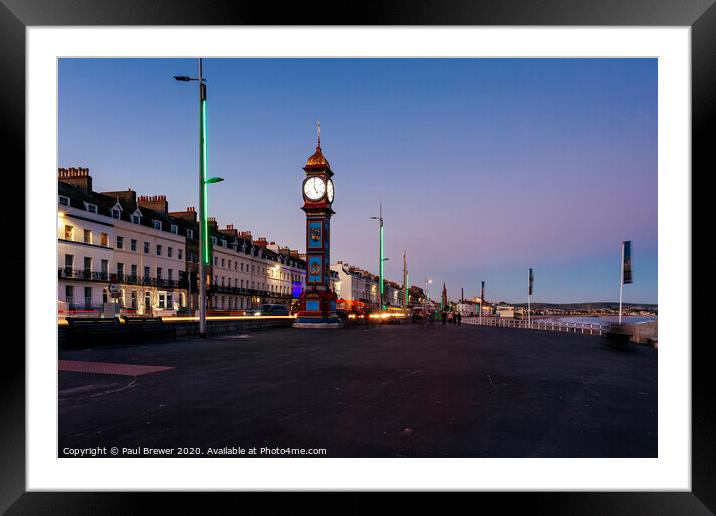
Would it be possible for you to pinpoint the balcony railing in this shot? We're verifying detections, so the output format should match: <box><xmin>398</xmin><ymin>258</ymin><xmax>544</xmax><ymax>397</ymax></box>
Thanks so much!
<box><xmin>58</xmin><ymin>269</ymin><xmax>183</xmax><ymax>289</ymax></box>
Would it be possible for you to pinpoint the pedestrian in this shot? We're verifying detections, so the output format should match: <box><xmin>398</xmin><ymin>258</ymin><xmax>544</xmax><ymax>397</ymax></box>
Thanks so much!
<box><xmin>442</xmin><ymin>310</ymin><xmax>447</xmax><ymax>326</ymax></box>
<box><xmin>457</xmin><ymin>311</ymin><xmax>462</xmax><ymax>325</ymax></box>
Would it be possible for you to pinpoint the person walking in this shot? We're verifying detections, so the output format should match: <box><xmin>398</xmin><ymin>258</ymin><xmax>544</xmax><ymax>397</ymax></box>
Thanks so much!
<box><xmin>441</xmin><ymin>310</ymin><xmax>447</xmax><ymax>326</ymax></box>
<box><xmin>457</xmin><ymin>311</ymin><xmax>462</xmax><ymax>326</ymax></box>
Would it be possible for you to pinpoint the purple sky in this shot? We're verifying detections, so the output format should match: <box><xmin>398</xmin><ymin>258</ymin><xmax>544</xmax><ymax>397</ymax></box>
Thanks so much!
<box><xmin>59</xmin><ymin>58</ymin><xmax>657</xmax><ymax>304</ymax></box>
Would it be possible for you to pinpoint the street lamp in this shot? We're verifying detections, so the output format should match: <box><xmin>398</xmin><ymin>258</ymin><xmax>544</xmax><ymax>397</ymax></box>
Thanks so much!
<box><xmin>424</xmin><ymin>277</ymin><xmax>432</xmax><ymax>302</ymax></box>
<box><xmin>370</xmin><ymin>202</ymin><xmax>385</xmax><ymax>309</ymax></box>
<box><xmin>174</xmin><ymin>58</ymin><xmax>224</xmax><ymax>339</ymax></box>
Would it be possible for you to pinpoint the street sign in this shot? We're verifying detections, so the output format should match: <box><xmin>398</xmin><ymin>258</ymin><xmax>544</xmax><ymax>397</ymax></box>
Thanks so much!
<box><xmin>108</xmin><ymin>283</ymin><xmax>121</xmax><ymax>299</ymax></box>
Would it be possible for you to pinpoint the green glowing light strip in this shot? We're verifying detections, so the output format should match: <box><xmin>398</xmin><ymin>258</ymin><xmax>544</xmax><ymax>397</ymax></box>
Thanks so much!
<box><xmin>379</xmin><ymin>225</ymin><xmax>384</xmax><ymax>295</ymax></box>
<box><xmin>201</xmin><ymin>99</ymin><xmax>210</xmax><ymax>265</ymax></box>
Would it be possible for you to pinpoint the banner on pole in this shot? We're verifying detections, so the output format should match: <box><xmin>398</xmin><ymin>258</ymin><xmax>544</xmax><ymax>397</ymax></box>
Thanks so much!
<box><xmin>622</xmin><ymin>241</ymin><xmax>632</xmax><ymax>284</ymax></box>
<box><xmin>528</xmin><ymin>268</ymin><xmax>533</xmax><ymax>295</ymax></box>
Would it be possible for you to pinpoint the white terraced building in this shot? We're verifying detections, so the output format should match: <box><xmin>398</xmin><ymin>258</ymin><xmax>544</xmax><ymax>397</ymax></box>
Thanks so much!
<box><xmin>57</xmin><ymin>168</ymin><xmax>187</xmax><ymax>317</ymax></box>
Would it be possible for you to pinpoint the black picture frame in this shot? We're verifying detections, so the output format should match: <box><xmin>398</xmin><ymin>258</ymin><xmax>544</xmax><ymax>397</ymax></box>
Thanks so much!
<box><xmin>2</xmin><ymin>1</ymin><xmax>711</xmax><ymax>513</ymax></box>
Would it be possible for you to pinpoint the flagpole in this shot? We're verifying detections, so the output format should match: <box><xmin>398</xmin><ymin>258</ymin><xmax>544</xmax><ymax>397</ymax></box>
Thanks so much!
<box><xmin>528</xmin><ymin>269</ymin><xmax>531</xmax><ymax>329</ymax></box>
<box><xmin>619</xmin><ymin>241</ymin><xmax>624</xmax><ymax>324</ymax></box>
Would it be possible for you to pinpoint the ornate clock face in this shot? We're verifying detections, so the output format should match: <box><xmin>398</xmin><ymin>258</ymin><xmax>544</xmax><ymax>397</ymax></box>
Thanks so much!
<box><xmin>326</xmin><ymin>179</ymin><xmax>334</xmax><ymax>203</ymax></box>
<box><xmin>303</xmin><ymin>176</ymin><xmax>326</xmax><ymax>201</ymax></box>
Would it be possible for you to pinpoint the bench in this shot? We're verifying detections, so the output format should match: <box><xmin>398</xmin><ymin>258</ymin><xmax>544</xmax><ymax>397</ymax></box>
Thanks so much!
<box><xmin>121</xmin><ymin>316</ymin><xmax>176</xmax><ymax>342</ymax></box>
<box><xmin>65</xmin><ymin>317</ymin><xmax>126</xmax><ymax>347</ymax></box>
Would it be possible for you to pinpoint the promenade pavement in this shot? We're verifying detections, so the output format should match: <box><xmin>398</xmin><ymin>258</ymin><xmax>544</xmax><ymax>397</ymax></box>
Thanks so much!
<box><xmin>58</xmin><ymin>323</ymin><xmax>657</xmax><ymax>457</ymax></box>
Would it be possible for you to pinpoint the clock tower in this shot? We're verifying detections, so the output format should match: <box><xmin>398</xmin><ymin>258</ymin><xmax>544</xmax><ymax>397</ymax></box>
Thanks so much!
<box><xmin>294</xmin><ymin>123</ymin><xmax>342</xmax><ymax>328</ymax></box>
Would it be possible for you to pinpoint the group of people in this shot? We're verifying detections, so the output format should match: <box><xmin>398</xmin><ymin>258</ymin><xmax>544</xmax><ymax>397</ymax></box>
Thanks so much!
<box><xmin>419</xmin><ymin>309</ymin><xmax>463</xmax><ymax>327</ymax></box>
<box><xmin>441</xmin><ymin>310</ymin><xmax>462</xmax><ymax>326</ymax></box>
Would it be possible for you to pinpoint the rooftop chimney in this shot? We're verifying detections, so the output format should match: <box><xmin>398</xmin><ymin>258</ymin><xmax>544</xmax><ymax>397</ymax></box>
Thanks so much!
<box><xmin>254</xmin><ymin>237</ymin><xmax>268</xmax><ymax>248</ymax></box>
<box><xmin>137</xmin><ymin>195</ymin><xmax>169</xmax><ymax>216</ymax></box>
<box><xmin>168</xmin><ymin>206</ymin><xmax>197</xmax><ymax>223</ymax></box>
<box><xmin>58</xmin><ymin>167</ymin><xmax>92</xmax><ymax>193</ymax></box>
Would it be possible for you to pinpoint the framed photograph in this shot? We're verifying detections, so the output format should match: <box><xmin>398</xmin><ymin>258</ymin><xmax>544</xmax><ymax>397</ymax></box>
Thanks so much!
<box><xmin>3</xmin><ymin>0</ymin><xmax>711</xmax><ymax>513</ymax></box>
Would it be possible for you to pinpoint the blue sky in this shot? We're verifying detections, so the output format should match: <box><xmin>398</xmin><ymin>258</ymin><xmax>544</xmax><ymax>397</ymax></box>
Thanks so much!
<box><xmin>59</xmin><ymin>58</ymin><xmax>657</xmax><ymax>304</ymax></box>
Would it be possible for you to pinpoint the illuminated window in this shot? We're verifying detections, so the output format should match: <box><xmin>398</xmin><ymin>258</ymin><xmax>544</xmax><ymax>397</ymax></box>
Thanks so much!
<box><xmin>64</xmin><ymin>225</ymin><xmax>74</xmax><ymax>240</ymax></box>
<box><xmin>83</xmin><ymin>229</ymin><xmax>92</xmax><ymax>244</ymax></box>
<box><xmin>100</xmin><ymin>232</ymin><xmax>108</xmax><ymax>247</ymax></box>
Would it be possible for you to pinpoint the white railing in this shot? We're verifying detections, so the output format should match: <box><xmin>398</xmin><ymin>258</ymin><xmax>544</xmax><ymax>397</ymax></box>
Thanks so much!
<box><xmin>462</xmin><ymin>316</ymin><xmax>607</xmax><ymax>336</ymax></box>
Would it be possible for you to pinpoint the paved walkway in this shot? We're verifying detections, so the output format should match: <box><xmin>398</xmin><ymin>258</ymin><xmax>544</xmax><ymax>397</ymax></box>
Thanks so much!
<box><xmin>58</xmin><ymin>324</ymin><xmax>657</xmax><ymax>457</ymax></box>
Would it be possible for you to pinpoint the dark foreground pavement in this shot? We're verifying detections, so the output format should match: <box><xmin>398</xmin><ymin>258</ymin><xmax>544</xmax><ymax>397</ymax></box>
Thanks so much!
<box><xmin>58</xmin><ymin>324</ymin><xmax>657</xmax><ymax>458</ymax></box>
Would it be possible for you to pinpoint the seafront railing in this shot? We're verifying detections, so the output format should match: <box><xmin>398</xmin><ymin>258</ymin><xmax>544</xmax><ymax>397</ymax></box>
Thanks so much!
<box><xmin>462</xmin><ymin>316</ymin><xmax>608</xmax><ymax>336</ymax></box>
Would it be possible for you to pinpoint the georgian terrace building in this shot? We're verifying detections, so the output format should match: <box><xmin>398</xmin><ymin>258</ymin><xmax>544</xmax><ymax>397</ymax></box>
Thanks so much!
<box><xmin>58</xmin><ymin>169</ymin><xmax>187</xmax><ymax>317</ymax></box>
<box><xmin>58</xmin><ymin>167</ymin><xmax>308</xmax><ymax>317</ymax></box>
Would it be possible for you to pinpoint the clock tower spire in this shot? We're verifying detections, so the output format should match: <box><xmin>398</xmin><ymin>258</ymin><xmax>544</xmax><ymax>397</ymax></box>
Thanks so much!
<box><xmin>294</xmin><ymin>124</ymin><xmax>342</xmax><ymax>329</ymax></box>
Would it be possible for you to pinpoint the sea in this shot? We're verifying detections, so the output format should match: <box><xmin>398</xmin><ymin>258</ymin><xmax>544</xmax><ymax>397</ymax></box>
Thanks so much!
<box><xmin>541</xmin><ymin>315</ymin><xmax>657</xmax><ymax>325</ymax></box>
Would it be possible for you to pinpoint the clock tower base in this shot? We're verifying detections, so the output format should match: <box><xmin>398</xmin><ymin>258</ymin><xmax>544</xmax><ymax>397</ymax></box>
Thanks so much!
<box><xmin>293</xmin><ymin>289</ymin><xmax>343</xmax><ymax>329</ymax></box>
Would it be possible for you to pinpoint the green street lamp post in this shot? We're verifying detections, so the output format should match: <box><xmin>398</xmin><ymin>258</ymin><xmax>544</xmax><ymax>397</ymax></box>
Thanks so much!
<box><xmin>370</xmin><ymin>202</ymin><xmax>385</xmax><ymax>309</ymax></box>
<box><xmin>174</xmin><ymin>58</ymin><xmax>223</xmax><ymax>338</ymax></box>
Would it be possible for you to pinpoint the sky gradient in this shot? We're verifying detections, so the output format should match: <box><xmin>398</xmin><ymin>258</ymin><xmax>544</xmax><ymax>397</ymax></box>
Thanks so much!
<box><xmin>58</xmin><ymin>58</ymin><xmax>658</xmax><ymax>304</ymax></box>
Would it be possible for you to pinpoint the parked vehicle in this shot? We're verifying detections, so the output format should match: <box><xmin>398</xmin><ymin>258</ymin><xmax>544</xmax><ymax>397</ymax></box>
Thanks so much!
<box><xmin>250</xmin><ymin>304</ymin><xmax>289</xmax><ymax>316</ymax></box>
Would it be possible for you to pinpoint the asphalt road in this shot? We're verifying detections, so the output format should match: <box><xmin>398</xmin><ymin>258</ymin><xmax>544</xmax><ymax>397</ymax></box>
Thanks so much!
<box><xmin>58</xmin><ymin>323</ymin><xmax>657</xmax><ymax>458</ymax></box>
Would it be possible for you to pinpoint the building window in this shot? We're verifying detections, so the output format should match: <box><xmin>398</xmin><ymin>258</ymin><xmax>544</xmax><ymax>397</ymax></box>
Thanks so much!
<box><xmin>100</xmin><ymin>232</ymin><xmax>108</xmax><ymax>247</ymax></box>
<box><xmin>100</xmin><ymin>259</ymin><xmax>108</xmax><ymax>279</ymax></box>
<box><xmin>214</xmin><ymin>257</ymin><xmax>218</xmax><ymax>266</ymax></box>
<box><xmin>83</xmin><ymin>229</ymin><xmax>92</xmax><ymax>244</ymax></box>
<box><xmin>153</xmin><ymin>220</ymin><xmax>162</xmax><ymax>231</ymax></box>
<box><xmin>64</xmin><ymin>254</ymin><xmax>74</xmax><ymax>273</ymax></box>
<box><xmin>65</xmin><ymin>285</ymin><xmax>74</xmax><ymax>306</ymax></box>
<box><xmin>144</xmin><ymin>266</ymin><xmax>150</xmax><ymax>281</ymax></box>
<box><xmin>116</xmin><ymin>236</ymin><xmax>124</xmax><ymax>249</ymax></box>
<box><xmin>187</xmin><ymin>229</ymin><xmax>193</xmax><ymax>239</ymax></box>
<box><xmin>64</xmin><ymin>225</ymin><xmax>74</xmax><ymax>240</ymax></box>
<box><xmin>221</xmin><ymin>258</ymin><xmax>225</xmax><ymax>267</ymax></box>
<box><xmin>83</xmin><ymin>257</ymin><xmax>92</xmax><ymax>274</ymax></box>
<box><xmin>59</xmin><ymin>195</ymin><xmax>70</xmax><ymax>207</ymax></box>
<box><xmin>117</xmin><ymin>262</ymin><xmax>124</xmax><ymax>278</ymax></box>
<box><xmin>168</xmin><ymin>247</ymin><xmax>173</xmax><ymax>258</ymax></box>
<box><xmin>157</xmin><ymin>267</ymin><xmax>162</xmax><ymax>280</ymax></box>
<box><xmin>85</xmin><ymin>203</ymin><xmax>98</xmax><ymax>213</ymax></box>
<box><xmin>168</xmin><ymin>269</ymin><xmax>173</xmax><ymax>281</ymax></box>
<box><xmin>178</xmin><ymin>249</ymin><xmax>183</xmax><ymax>260</ymax></box>
<box><xmin>84</xmin><ymin>287</ymin><xmax>92</xmax><ymax>309</ymax></box>
<box><xmin>112</xmin><ymin>208</ymin><xmax>120</xmax><ymax>219</ymax></box>
<box><xmin>156</xmin><ymin>244</ymin><xmax>162</xmax><ymax>256</ymax></box>
<box><xmin>171</xmin><ymin>224</ymin><xmax>178</xmax><ymax>234</ymax></box>
<box><xmin>211</xmin><ymin>236</ymin><xmax>217</xmax><ymax>246</ymax></box>
<box><xmin>158</xmin><ymin>292</ymin><xmax>166</xmax><ymax>309</ymax></box>
<box><xmin>131</xmin><ymin>264</ymin><xmax>137</xmax><ymax>279</ymax></box>
<box><xmin>132</xmin><ymin>214</ymin><xmax>141</xmax><ymax>224</ymax></box>
<box><xmin>221</xmin><ymin>239</ymin><xmax>227</xmax><ymax>248</ymax></box>
<box><xmin>130</xmin><ymin>239</ymin><xmax>137</xmax><ymax>252</ymax></box>
<box><xmin>144</xmin><ymin>242</ymin><xmax>150</xmax><ymax>254</ymax></box>
<box><xmin>131</xmin><ymin>291</ymin><xmax>137</xmax><ymax>309</ymax></box>
<box><xmin>228</xmin><ymin>259</ymin><xmax>231</xmax><ymax>269</ymax></box>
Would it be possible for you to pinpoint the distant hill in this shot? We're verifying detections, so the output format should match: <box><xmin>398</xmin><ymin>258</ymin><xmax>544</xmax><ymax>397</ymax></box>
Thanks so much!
<box><xmin>507</xmin><ymin>302</ymin><xmax>657</xmax><ymax>311</ymax></box>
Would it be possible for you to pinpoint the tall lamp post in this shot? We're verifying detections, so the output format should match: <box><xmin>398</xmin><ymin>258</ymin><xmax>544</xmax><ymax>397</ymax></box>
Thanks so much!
<box><xmin>424</xmin><ymin>277</ymin><xmax>432</xmax><ymax>302</ymax></box>
<box><xmin>370</xmin><ymin>202</ymin><xmax>385</xmax><ymax>309</ymax></box>
<box><xmin>174</xmin><ymin>58</ymin><xmax>223</xmax><ymax>338</ymax></box>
